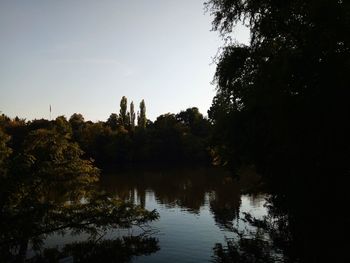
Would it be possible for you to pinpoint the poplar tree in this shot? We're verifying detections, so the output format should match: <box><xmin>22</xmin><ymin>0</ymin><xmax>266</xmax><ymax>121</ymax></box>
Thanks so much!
<box><xmin>119</xmin><ymin>96</ymin><xmax>128</xmax><ymax>127</ymax></box>
<box><xmin>130</xmin><ymin>101</ymin><xmax>136</xmax><ymax>130</ymax></box>
<box><xmin>137</xmin><ymin>100</ymin><xmax>147</xmax><ymax>129</ymax></box>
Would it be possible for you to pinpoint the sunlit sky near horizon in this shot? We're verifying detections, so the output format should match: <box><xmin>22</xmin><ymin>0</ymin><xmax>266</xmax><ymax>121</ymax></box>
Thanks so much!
<box><xmin>0</xmin><ymin>0</ymin><xmax>249</xmax><ymax>121</ymax></box>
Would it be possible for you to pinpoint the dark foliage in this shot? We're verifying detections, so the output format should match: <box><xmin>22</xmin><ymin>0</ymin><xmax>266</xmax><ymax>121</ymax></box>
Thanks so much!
<box><xmin>30</xmin><ymin>236</ymin><xmax>159</xmax><ymax>263</ymax></box>
<box><xmin>1</xmin><ymin>100</ymin><xmax>212</xmax><ymax>170</ymax></box>
<box><xmin>206</xmin><ymin>0</ymin><xmax>349</xmax><ymax>262</ymax></box>
<box><xmin>0</xmin><ymin>115</ymin><xmax>159</xmax><ymax>262</ymax></box>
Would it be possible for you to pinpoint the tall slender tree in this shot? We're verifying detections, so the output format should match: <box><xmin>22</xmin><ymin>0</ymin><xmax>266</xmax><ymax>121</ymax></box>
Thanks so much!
<box><xmin>130</xmin><ymin>101</ymin><xmax>136</xmax><ymax>130</ymax></box>
<box><xmin>119</xmin><ymin>96</ymin><xmax>128</xmax><ymax>127</ymax></box>
<box><xmin>137</xmin><ymin>100</ymin><xmax>147</xmax><ymax>129</ymax></box>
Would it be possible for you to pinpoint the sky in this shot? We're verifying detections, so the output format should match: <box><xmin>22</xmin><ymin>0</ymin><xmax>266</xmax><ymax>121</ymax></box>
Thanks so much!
<box><xmin>0</xmin><ymin>0</ymin><xmax>249</xmax><ymax>121</ymax></box>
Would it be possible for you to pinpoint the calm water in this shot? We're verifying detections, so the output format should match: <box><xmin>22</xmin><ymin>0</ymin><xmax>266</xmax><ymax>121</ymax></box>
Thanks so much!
<box><xmin>37</xmin><ymin>166</ymin><xmax>267</xmax><ymax>262</ymax></box>
<box><xmin>17</xmin><ymin>166</ymin><xmax>345</xmax><ymax>262</ymax></box>
<box><xmin>98</xmin><ymin>166</ymin><xmax>267</xmax><ymax>263</ymax></box>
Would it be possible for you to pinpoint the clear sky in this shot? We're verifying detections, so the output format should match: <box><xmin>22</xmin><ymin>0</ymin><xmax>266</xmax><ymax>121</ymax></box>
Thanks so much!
<box><xmin>0</xmin><ymin>0</ymin><xmax>249</xmax><ymax>121</ymax></box>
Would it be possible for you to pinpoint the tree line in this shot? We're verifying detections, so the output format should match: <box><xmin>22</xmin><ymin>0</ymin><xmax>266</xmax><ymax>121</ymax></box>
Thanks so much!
<box><xmin>0</xmin><ymin>102</ymin><xmax>160</xmax><ymax>262</ymax></box>
<box><xmin>0</xmin><ymin>97</ymin><xmax>212</xmax><ymax>171</ymax></box>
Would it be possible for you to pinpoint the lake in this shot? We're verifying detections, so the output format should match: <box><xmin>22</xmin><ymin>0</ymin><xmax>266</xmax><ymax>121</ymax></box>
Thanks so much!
<box><xmin>101</xmin><ymin>166</ymin><xmax>267</xmax><ymax>262</ymax></box>
<box><xmin>22</xmin><ymin>166</ymin><xmax>268</xmax><ymax>262</ymax></box>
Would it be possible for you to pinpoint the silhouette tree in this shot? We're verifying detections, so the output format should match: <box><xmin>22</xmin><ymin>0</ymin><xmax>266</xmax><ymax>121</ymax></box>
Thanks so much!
<box><xmin>106</xmin><ymin>113</ymin><xmax>119</xmax><ymax>131</ymax></box>
<box><xmin>206</xmin><ymin>0</ymin><xmax>350</xmax><ymax>173</ymax></box>
<box><xmin>176</xmin><ymin>107</ymin><xmax>211</xmax><ymax>137</ymax></box>
<box><xmin>69</xmin><ymin>113</ymin><xmax>85</xmax><ymax>143</ymax></box>
<box><xmin>206</xmin><ymin>0</ymin><xmax>350</xmax><ymax>261</ymax></box>
<box><xmin>69</xmin><ymin>113</ymin><xmax>84</xmax><ymax>131</ymax></box>
<box><xmin>138</xmin><ymin>99</ymin><xmax>147</xmax><ymax>129</ymax></box>
<box><xmin>119</xmin><ymin>96</ymin><xmax>128</xmax><ymax>127</ymax></box>
<box><xmin>0</xmin><ymin>119</ymin><xmax>159</xmax><ymax>262</ymax></box>
<box><xmin>130</xmin><ymin>101</ymin><xmax>136</xmax><ymax>131</ymax></box>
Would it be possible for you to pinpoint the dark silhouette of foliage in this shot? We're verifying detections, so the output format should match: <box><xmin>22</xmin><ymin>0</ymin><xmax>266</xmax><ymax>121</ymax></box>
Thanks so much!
<box><xmin>0</xmin><ymin>128</ymin><xmax>11</xmax><ymax>178</ymax></box>
<box><xmin>206</xmin><ymin>0</ymin><xmax>349</xmax><ymax>262</ymax></box>
<box><xmin>69</xmin><ymin>113</ymin><xmax>84</xmax><ymax>131</ymax></box>
<box><xmin>130</xmin><ymin>101</ymin><xmax>136</xmax><ymax>131</ymax></box>
<box><xmin>106</xmin><ymin>113</ymin><xmax>119</xmax><ymax>131</ymax></box>
<box><xmin>119</xmin><ymin>96</ymin><xmax>128</xmax><ymax>127</ymax></box>
<box><xmin>36</xmin><ymin>236</ymin><xmax>159</xmax><ymax>263</ymax></box>
<box><xmin>0</xmin><ymin>97</ymin><xmax>212</xmax><ymax>170</ymax></box>
<box><xmin>207</xmin><ymin>0</ymin><xmax>350</xmax><ymax>173</ymax></box>
<box><xmin>177</xmin><ymin>107</ymin><xmax>211</xmax><ymax>137</ymax></box>
<box><xmin>0</xmin><ymin>116</ymin><xmax>159</xmax><ymax>262</ymax></box>
<box><xmin>138</xmin><ymin>99</ymin><xmax>147</xmax><ymax>129</ymax></box>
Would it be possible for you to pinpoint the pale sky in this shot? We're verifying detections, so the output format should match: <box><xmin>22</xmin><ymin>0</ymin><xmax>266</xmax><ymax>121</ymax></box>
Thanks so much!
<box><xmin>0</xmin><ymin>0</ymin><xmax>249</xmax><ymax>121</ymax></box>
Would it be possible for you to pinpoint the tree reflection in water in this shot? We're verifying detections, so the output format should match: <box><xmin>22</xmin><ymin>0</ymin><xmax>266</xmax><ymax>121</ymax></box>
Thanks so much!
<box><xmin>104</xmin><ymin>166</ymin><xmax>270</xmax><ymax>237</ymax></box>
<box><xmin>1</xmin><ymin>187</ymin><xmax>159</xmax><ymax>263</ymax></box>
<box><xmin>103</xmin><ymin>166</ymin><xmax>305</xmax><ymax>263</ymax></box>
<box><xmin>0</xmin><ymin>183</ymin><xmax>159</xmax><ymax>262</ymax></box>
<box><xmin>30</xmin><ymin>236</ymin><xmax>159</xmax><ymax>263</ymax></box>
<box><xmin>0</xmin><ymin>190</ymin><xmax>159</xmax><ymax>262</ymax></box>
<box><xmin>212</xmin><ymin>204</ymin><xmax>291</xmax><ymax>263</ymax></box>
<box><xmin>0</xmin><ymin>126</ymin><xmax>159</xmax><ymax>262</ymax></box>
<box><xmin>101</xmin><ymin>166</ymin><xmax>245</xmax><ymax>230</ymax></box>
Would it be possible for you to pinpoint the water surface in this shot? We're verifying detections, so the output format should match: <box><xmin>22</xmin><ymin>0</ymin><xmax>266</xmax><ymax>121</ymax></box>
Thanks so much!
<box><xmin>99</xmin><ymin>166</ymin><xmax>267</xmax><ymax>262</ymax></box>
